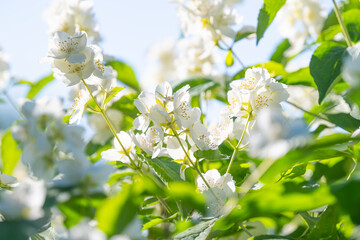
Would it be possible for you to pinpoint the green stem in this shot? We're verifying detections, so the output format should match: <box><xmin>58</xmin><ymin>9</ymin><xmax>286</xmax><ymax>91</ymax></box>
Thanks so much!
<box><xmin>81</xmin><ymin>79</ymin><xmax>174</xmax><ymax>215</ymax></box>
<box><xmin>81</xmin><ymin>79</ymin><xmax>137</xmax><ymax>169</ymax></box>
<box><xmin>285</xmin><ymin>100</ymin><xmax>331</xmax><ymax>123</ymax></box>
<box><xmin>170</xmin><ymin>125</ymin><xmax>221</xmax><ymax>202</ymax></box>
<box><xmin>226</xmin><ymin>114</ymin><xmax>251</xmax><ymax>174</ymax></box>
<box><xmin>239</xmin><ymin>223</ymin><xmax>254</xmax><ymax>237</ymax></box>
<box><xmin>332</xmin><ymin>0</ymin><xmax>353</xmax><ymax>47</ymax></box>
<box><xmin>239</xmin><ymin>157</ymin><xmax>278</xmax><ymax>198</ymax></box>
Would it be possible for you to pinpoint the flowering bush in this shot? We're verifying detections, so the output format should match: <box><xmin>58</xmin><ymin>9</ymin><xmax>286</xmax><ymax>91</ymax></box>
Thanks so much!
<box><xmin>1</xmin><ymin>0</ymin><xmax>360</xmax><ymax>239</ymax></box>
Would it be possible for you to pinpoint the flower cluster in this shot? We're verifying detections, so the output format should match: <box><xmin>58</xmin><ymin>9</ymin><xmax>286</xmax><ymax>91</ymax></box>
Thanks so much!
<box><xmin>11</xmin><ymin>98</ymin><xmax>113</xmax><ymax>193</ymax></box>
<box><xmin>173</xmin><ymin>0</ymin><xmax>243</xmax><ymax>44</ymax></box>
<box><xmin>143</xmin><ymin>37</ymin><xmax>221</xmax><ymax>89</ymax></box>
<box><xmin>224</xmin><ymin>67</ymin><xmax>289</xmax><ymax>139</ymax></box>
<box><xmin>44</xmin><ymin>0</ymin><xmax>101</xmax><ymax>42</ymax></box>
<box><xmin>277</xmin><ymin>0</ymin><xmax>325</xmax><ymax>56</ymax></box>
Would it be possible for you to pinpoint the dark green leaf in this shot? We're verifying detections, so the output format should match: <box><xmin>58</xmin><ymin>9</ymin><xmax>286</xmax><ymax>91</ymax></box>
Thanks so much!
<box><xmin>325</xmin><ymin>112</ymin><xmax>360</xmax><ymax>132</ymax></box>
<box><xmin>26</xmin><ymin>74</ymin><xmax>54</xmax><ymax>99</ymax></box>
<box><xmin>256</xmin><ymin>0</ymin><xmax>286</xmax><ymax>44</ymax></box>
<box><xmin>1</xmin><ymin>130</ymin><xmax>21</xmax><ymax>174</ymax></box>
<box><xmin>280</xmin><ymin>67</ymin><xmax>316</xmax><ymax>87</ymax></box>
<box><xmin>147</xmin><ymin>157</ymin><xmax>183</xmax><ymax>183</ymax></box>
<box><xmin>309</xmin><ymin>42</ymin><xmax>347</xmax><ymax>104</ymax></box>
<box><xmin>306</xmin><ymin>206</ymin><xmax>340</xmax><ymax>239</ymax></box>
<box><xmin>331</xmin><ymin>179</ymin><xmax>360</xmax><ymax>224</ymax></box>
<box><xmin>106</xmin><ymin>61</ymin><xmax>140</xmax><ymax>92</ymax></box>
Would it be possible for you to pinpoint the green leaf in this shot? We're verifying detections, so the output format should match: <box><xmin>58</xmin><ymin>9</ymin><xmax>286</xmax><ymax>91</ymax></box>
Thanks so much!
<box><xmin>325</xmin><ymin>112</ymin><xmax>360</xmax><ymax>132</ymax></box>
<box><xmin>299</xmin><ymin>212</ymin><xmax>318</xmax><ymax>231</ymax></box>
<box><xmin>1</xmin><ymin>130</ymin><xmax>21</xmax><ymax>174</ymax></box>
<box><xmin>194</xmin><ymin>149</ymin><xmax>229</xmax><ymax>161</ymax></box>
<box><xmin>234</xmin><ymin>27</ymin><xmax>256</xmax><ymax>42</ymax></box>
<box><xmin>309</xmin><ymin>42</ymin><xmax>347</xmax><ymax>104</ymax></box>
<box><xmin>58</xmin><ymin>195</ymin><xmax>105</xmax><ymax>228</ymax></box>
<box><xmin>106</xmin><ymin>61</ymin><xmax>140</xmax><ymax>92</ymax></box>
<box><xmin>97</xmin><ymin>185</ymin><xmax>138</xmax><ymax>236</ymax></box>
<box><xmin>331</xmin><ymin>179</ymin><xmax>360</xmax><ymax>224</ymax></box>
<box><xmin>0</xmin><ymin>212</ymin><xmax>51</xmax><ymax>240</ymax></box>
<box><xmin>142</xmin><ymin>218</ymin><xmax>165</xmax><ymax>231</ymax></box>
<box><xmin>104</xmin><ymin>86</ymin><xmax>125</xmax><ymax>105</ymax></box>
<box><xmin>224</xmin><ymin>182</ymin><xmax>336</xmax><ymax>222</ymax></box>
<box><xmin>147</xmin><ymin>157</ymin><xmax>183</xmax><ymax>183</ymax></box>
<box><xmin>26</xmin><ymin>74</ymin><xmax>54</xmax><ymax>99</ymax></box>
<box><xmin>225</xmin><ymin>50</ymin><xmax>234</xmax><ymax>67</ymax></box>
<box><xmin>253</xmin><ymin>235</ymin><xmax>295</xmax><ymax>240</ymax></box>
<box><xmin>173</xmin><ymin>219</ymin><xmax>216</xmax><ymax>240</ymax></box>
<box><xmin>111</xmin><ymin>93</ymin><xmax>138</xmax><ymax>119</ymax></box>
<box><xmin>168</xmin><ymin>182</ymin><xmax>206</xmax><ymax>214</ymax></box>
<box><xmin>343</xmin><ymin>9</ymin><xmax>360</xmax><ymax>42</ymax></box>
<box><xmin>96</xmin><ymin>178</ymin><xmax>159</xmax><ymax>237</ymax></box>
<box><xmin>256</xmin><ymin>0</ymin><xmax>286</xmax><ymax>45</ymax></box>
<box><xmin>306</xmin><ymin>205</ymin><xmax>340</xmax><ymax>239</ymax></box>
<box><xmin>280</xmin><ymin>67</ymin><xmax>316</xmax><ymax>87</ymax></box>
<box><xmin>270</xmin><ymin>39</ymin><xmax>291</xmax><ymax>65</ymax></box>
<box><xmin>173</xmin><ymin>78</ymin><xmax>218</xmax><ymax>97</ymax></box>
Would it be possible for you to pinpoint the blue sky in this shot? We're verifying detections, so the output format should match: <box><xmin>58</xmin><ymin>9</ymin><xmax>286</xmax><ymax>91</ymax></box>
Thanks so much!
<box><xmin>0</xmin><ymin>0</ymin><xmax>333</xmax><ymax>129</ymax></box>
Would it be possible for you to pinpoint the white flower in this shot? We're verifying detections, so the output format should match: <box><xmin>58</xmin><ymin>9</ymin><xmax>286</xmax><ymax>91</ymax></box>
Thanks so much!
<box><xmin>0</xmin><ymin>48</ymin><xmax>10</xmax><ymax>90</ymax></box>
<box><xmin>88</xmin><ymin>109</ymin><xmax>122</xmax><ymax>145</ymax></box>
<box><xmin>44</xmin><ymin>0</ymin><xmax>101</xmax><ymax>42</ymax></box>
<box><xmin>134</xmin><ymin>87</ymin><xmax>172</xmax><ymax>128</ymax></box>
<box><xmin>132</xmin><ymin>126</ymin><xmax>164</xmax><ymax>158</ymax></box>
<box><xmin>47</xmin><ymin>31</ymin><xmax>87</xmax><ymax>63</ymax></box>
<box><xmin>196</xmin><ymin>169</ymin><xmax>236</xmax><ymax>216</ymax></box>
<box><xmin>249</xmin><ymin>108</ymin><xmax>310</xmax><ymax>159</ymax></box>
<box><xmin>174</xmin><ymin>85</ymin><xmax>201</xmax><ymax>128</ymax></box>
<box><xmin>101</xmin><ymin>131</ymin><xmax>135</xmax><ymax>164</ymax></box>
<box><xmin>277</xmin><ymin>0</ymin><xmax>325</xmax><ymax>56</ymax></box>
<box><xmin>0</xmin><ymin>179</ymin><xmax>46</xmax><ymax>220</ymax></box>
<box><xmin>54</xmin><ymin>155</ymin><xmax>114</xmax><ymax>194</ymax></box>
<box><xmin>69</xmin><ymin>89</ymin><xmax>90</xmax><ymax>124</ymax></box>
<box><xmin>190</xmin><ymin>118</ymin><xmax>233</xmax><ymax>151</ymax></box>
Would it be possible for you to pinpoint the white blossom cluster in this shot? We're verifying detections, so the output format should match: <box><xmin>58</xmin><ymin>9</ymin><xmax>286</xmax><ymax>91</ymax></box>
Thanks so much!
<box><xmin>277</xmin><ymin>0</ymin><xmax>325</xmax><ymax>56</ymax></box>
<box><xmin>44</xmin><ymin>0</ymin><xmax>101</xmax><ymax>42</ymax></box>
<box><xmin>223</xmin><ymin>67</ymin><xmax>289</xmax><ymax>140</ymax></box>
<box><xmin>143</xmin><ymin>37</ymin><xmax>221</xmax><ymax>89</ymax></box>
<box><xmin>173</xmin><ymin>0</ymin><xmax>243</xmax><ymax>44</ymax></box>
<box><xmin>11</xmin><ymin>98</ymin><xmax>113</xmax><ymax>192</ymax></box>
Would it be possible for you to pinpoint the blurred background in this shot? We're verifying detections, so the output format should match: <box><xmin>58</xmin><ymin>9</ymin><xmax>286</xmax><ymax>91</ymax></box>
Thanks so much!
<box><xmin>0</xmin><ymin>0</ymin><xmax>333</xmax><ymax>130</ymax></box>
